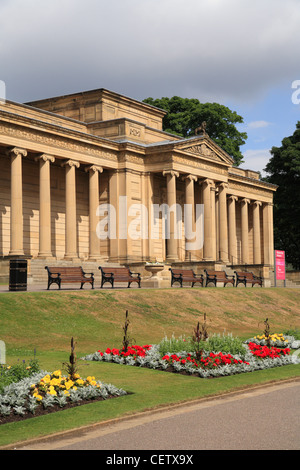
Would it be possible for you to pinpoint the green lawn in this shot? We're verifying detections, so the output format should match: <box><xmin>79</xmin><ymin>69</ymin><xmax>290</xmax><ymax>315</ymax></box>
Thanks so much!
<box><xmin>0</xmin><ymin>287</ymin><xmax>300</xmax><ymax>448</ymax></box>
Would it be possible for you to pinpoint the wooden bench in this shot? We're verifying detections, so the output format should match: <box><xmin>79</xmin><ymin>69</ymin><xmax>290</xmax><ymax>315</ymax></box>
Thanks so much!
<box><xmin>204</xmin><ymin>270</ymin><xmax>235</xmax><ymax>287</ymax></box>
<box><xmin>45</xmin><ymin>266</ymin><xmax>94</xmax><ymax>290</ymax></box>
<box><xmin>99</xmin><ymin>267</ymin><xmax>141</xmax><ymax>288</ymax></box>
<box><xmin>169</xmin><ymin>268</ymin><xmax>204</xmax><ymax>288</ymax></box>
<box><xmin>234</xmin><ymin>271</ymin><xmax>263</xmax><ymax>287</ymax></box>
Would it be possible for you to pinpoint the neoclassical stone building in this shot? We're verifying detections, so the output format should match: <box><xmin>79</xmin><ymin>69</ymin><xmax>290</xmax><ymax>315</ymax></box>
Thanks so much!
<box><xmin>0</xmin><ymin>88</ymin><xmax>276</xmax><ymax>284</ymax></box>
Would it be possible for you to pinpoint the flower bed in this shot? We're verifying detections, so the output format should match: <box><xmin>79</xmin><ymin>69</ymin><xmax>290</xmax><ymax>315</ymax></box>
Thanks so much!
<box><xmin>82</xmin><ymin>340</ymin><xmax>299</xmax><ymax>379</ymax></box>
<box><xmin>0</xmin><ymin>370</ymin><xmax>127</xmax><ymax>425</ymax></box>
<box><xmin>162</xmin><ymin>351</ymin><xmax>250</xmax><ymax>370</ymax></box>
<box><xmin>244</xmin><ymin>333</ymin><xmax>300</xmax><ymax>349</ymax></box>
<box><xmin>248</xmin><ymin>342</ymin><xmax>290</xmax><ymax>359</ymax></box>
<box><xmin>0</xmin><ymin>359</ymin><xmax>40</xmax><ymax>394</ymax></box>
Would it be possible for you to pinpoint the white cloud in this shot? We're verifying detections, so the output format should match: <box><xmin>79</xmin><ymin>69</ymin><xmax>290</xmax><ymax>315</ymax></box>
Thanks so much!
<box><xmin>242</xmin><ymin>149</ymin><xmax>272</xmax><ymax>175</ymax></box>
<box><xmin>1</xmin><ymin>0</ymin><xmax>300</xmax><ymax>103</ymax></box>
<box><xmin>247</xmin><ymin>121</ymin><xmax>272</xmax><ymax>129</ymax></box>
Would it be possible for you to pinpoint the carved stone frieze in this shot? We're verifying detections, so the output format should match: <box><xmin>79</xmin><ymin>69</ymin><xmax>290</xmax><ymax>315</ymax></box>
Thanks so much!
<box><xmin>229</xmin><ymin>181</ymin><xmax>274</xmax><ymax>198</ymax></box>
<box><xmin>118</xmin><ymin>153</ymin><xmax>144</xmax><ymax>164</ymax></box>
<box><xmin>172</xmin><ymin>155</ymin><xmax>227</xmax><ymax>175</ymax></box>
<box><xmin>182</xmin><ymin>143</ymin><xmax>220</xmax><ymax>161</ymax></box>
<box><xmin>0</xmin><ymin>122</ymin><xmax>118</xmax><ymax>162</ymax></box>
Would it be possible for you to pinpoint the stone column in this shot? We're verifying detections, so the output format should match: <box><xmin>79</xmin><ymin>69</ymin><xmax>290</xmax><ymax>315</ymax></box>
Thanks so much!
<box><xmin>163</xmin><ymin>170</ymin><xmax>179</xmax><ymax>261</ymax></box>
<box><xmin>183</xmin><ymin>174</ymin><xmax>197</xmax><ymax>260</ymax></box>
<box><xmin>228</xmin><ymin>195</ymin><xmax>238</xmax><ymax>264</ymax></box>
<box><xmin>62</xmin><ymin>159</ymin><xmax>80</xmax><ymax>260</ymax></box>
<box><xmin>85</xmin><ymin>165</ymin><xmax>103</xmax><ymax>260</ymax></box>
<box><xmin>9</xmin><ymin>147</ymin><xmax>27</xmax><ymax>256</ymax></box>
<box><xmin>241</xmin><ymin>198</ymin><xmax>250</xmax><ymax>264</ymax></box>
<box><xmin>202</xmin><ymin>178</ymin><xmax>214</xmax><ymax>260</ymax></box>
<box><xmin>142</xmin><ymin>172</ymin><xmax>154</xmax><ymax>261</ymax></box>
<box><xmin>252</xmin><ymin>200</ymin><xmax>262</xmax><ymax>264</ymax></box>
<box><xmin>211</xmin><ymin>184</ymin><xmax>217</xmax><ymax>261</ymax></box>
<box><xmin>108</xmin><ymin>171</ymin><xmax>119</xmax><ymax>261</ymax></box>
<box><xmin>218</xmin><ymin>182</ymin><xmax>229</xmax><ymax>262</ymax></box>
<box><xmin>263</xmin><ymin>202</ymin><xmax>274</xmax><ymax>266</ymax></box>
<box><xmin>36</xmin><ymin>154</ymin><xmax>55</xmax><ymax>258</ymax></box>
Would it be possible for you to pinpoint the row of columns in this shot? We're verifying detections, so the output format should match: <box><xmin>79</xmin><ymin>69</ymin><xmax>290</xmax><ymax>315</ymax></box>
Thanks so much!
<box><xmin>8</xmin><ymin>147</ymin><xmax>103</xmax><ymax>260</ymax></box>
<box><xmin>8</xmin><ymin>147</ymin><xmax>274</xmax><ymax>266</ymax></box>
<box><xmin>162</xmin><ymin>170</ymin><xmax>274</xmax><ymax>266</ymax></box>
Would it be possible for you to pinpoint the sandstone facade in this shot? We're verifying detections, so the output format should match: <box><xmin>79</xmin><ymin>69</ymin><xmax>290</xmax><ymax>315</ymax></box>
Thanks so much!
<box><xmin>0</xmin><ymin>89</ymin><xmax>277</xmax><ymax>284</ymax></box>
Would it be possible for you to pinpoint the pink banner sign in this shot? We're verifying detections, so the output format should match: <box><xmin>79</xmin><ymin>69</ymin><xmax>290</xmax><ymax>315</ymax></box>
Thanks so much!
<box><xmin>275</xmin><ymin>250</ymin><xmax>286</xmax><ymax>280</ymax></box>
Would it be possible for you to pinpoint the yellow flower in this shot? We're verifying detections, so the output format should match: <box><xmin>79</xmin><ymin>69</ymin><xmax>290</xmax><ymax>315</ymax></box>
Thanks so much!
<box><xmin>53</xmin><ymin>370</ymin><xmax>61</xmax><ymax>377</ymax></box>
<box><xmin>50</xmin><ymin>378</ymin><xmax>61</xmax><ymax>387</ymax></box>
<box><xmin>65</xmin><ymin>380</ymin><xmax>73</xmax><ymax>390</ymax></box>
<box><xmin>36</xmin><ymin>395</ymin><xmax>43</xmax><ymax>401</ymax></box>
<box><xmin>86</xmin><ymin>376</ymin><xmax>95</xmax><ymax>382</ymax></box>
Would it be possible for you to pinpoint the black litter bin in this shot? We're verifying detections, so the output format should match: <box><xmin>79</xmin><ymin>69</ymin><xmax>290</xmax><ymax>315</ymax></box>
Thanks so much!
<box><xmin>9</xmin><ymin>259</ymin><xmax>27</xmax><ymax>291</ymax></box>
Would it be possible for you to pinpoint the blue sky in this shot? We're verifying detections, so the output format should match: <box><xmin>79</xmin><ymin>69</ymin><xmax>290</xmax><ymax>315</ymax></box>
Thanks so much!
<box><xmin>233</xmin><ymin>83</ymin><xmax>300</xmax><ymax>175</ymax></box>
<box><xmin>0</xmin><ymin>0</ymin><xmax>299</xmax><ymax>176</ymax></box>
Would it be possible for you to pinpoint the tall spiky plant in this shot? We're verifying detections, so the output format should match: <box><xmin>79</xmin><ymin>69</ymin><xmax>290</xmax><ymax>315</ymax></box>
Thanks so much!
<box><xmin>122</xmin><ymin>310</ymin><xmax>135</xmax><ymax>353</ymax></box>
<box><xmin>192</xmin><ymin>313</ymin><xmax>208</xmax><ymax>361</ymax></box>
<box><xmin>264</xmin><ymin>318</ymin><xmax>271</xmax><ymax>348</ymax></box>
<box><xmin>63</xmin><ymin>337</ymin><xmax>78</xmax><ymax>380</ymax></box>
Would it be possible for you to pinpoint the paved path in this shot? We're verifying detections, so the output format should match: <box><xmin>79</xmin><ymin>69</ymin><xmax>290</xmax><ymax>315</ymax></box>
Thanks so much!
<box><xmin>16</xmin><ymin>380</ymin><xmax>300</xmax><ymax>451</ymax></box>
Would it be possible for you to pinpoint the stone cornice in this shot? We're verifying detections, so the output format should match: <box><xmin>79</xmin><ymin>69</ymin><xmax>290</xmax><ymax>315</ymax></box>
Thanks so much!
<box><xmin>0</xmin><ymin>109</ymin><xmax>119</xmax><ymax>153</ymax></box>
<box><xmin>0</xmin><ymin>115</ymin><xmax>119</xmax><ymax>166</ymax></box>
<box><xmin>228</xmin><ymin>172</ymin><xmax>278</xmax><ymax>192</ymax></box>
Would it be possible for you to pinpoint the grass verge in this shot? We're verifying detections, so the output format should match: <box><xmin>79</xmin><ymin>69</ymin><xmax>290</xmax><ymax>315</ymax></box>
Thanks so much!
<box><xmin>0</xmin><ymin>287</ymin><xmax>300</xmax><ymax>447</ymax></box>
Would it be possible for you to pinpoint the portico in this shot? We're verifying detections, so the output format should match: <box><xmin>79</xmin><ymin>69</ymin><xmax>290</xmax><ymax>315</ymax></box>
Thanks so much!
<box><xmin>0</xmin><ymin>88</ymin><xmax>277</xmax><ymax>284</ymax></box>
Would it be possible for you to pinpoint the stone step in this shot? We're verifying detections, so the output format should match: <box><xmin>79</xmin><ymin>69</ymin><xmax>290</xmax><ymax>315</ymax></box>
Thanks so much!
<box><xmin>29</xmin><ymin>259</ymin><xmax>122</xmax><ymax>284</ymax></box>
<box><xmin>269</xmin><ymin>270</ymin><xmax>300</xmax><ymax>288</ymax></box>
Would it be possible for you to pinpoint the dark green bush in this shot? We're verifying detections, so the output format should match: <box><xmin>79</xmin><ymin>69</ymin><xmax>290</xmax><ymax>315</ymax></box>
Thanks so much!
<box><xmin>0</xmin><ymin>358</ymin><xmax>40</xmax><ymax>393</ymax></box>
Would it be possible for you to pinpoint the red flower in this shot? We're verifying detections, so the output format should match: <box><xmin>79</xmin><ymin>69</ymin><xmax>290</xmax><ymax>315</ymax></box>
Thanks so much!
<box><xmin>248</xmin><ymin>342</ymin><xmax>290</xmax><ymax>359</ymax></box>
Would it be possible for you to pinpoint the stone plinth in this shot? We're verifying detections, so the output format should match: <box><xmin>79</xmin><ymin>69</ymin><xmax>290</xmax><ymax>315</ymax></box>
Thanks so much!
<box><xmin>141</xmin><ymin>264</ymin><xmax>171</xmax><ymax>288</ymax></box>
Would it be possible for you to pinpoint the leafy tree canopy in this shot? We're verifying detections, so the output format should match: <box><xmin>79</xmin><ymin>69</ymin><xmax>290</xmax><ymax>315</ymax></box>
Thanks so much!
<box><xmin>264</xmin><ymin>121</ymin><xmax>300</xmax><ymax>269</ymax></box>
<box><xmin>143</xmin><ymin>96</ymin><xmax>247</xmax><ymax>166</ymax></box>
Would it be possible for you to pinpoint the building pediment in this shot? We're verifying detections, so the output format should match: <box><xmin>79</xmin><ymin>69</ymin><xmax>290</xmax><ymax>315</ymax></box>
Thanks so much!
<box><xmin>145</xmin><ymin>135</ymin><xmax>234</xmax><ymax>167</ymax></box>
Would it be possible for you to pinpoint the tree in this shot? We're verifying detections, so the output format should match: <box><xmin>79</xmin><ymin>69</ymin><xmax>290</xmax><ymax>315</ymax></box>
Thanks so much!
<box><xmin>264</xmin><ymin>121</ymin><xmax>300</xmax><ymax>269</ymax></box>
<box><xmin>143</xmin><ymin>96</ymin><xmax>247</xmax><ymax>166</ymax></box>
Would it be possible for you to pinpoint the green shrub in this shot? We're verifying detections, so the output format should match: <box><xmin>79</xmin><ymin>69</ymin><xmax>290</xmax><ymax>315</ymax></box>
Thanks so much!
<box><xmin>158</xmin><ymin>335</ymin><xmax>193</xmax><ymax>355</ymax></box>
<box><xmin>158</xmin><ymin>332</ymin><xmax>246</xmax><ymax>357</ymax></box>
<box><xmin>0</xmin><ymin>359</ymin><xmax>40</xmax><ymax>393</ymax></box>
<box><xmin>205</xmin><ymin>333</ymin><xmax>246</xmax><ymax>356</ymax></box>
<box><xmin>283</xmin><ymin>329</ymin><xmax>300</xmax><ymax>340</ymax></box>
